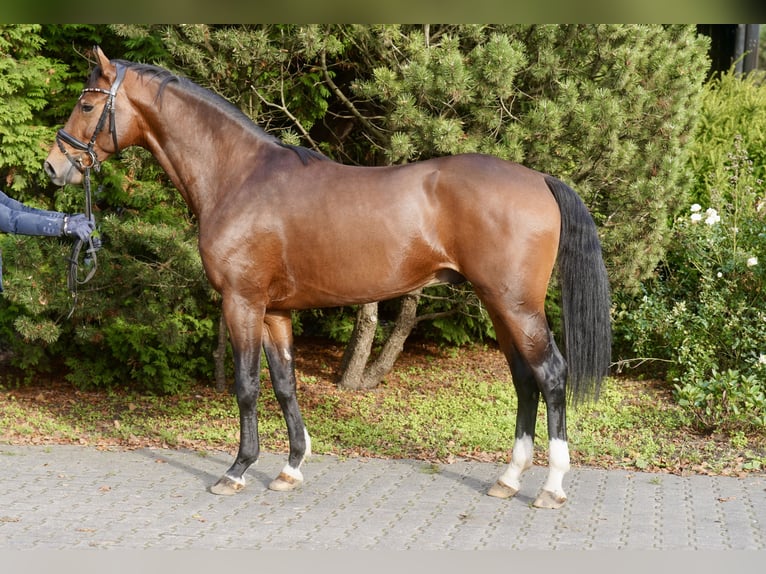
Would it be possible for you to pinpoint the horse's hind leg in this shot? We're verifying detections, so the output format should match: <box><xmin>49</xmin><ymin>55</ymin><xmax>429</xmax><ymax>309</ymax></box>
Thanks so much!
<box><xmin>488</xmin><ymin>350</ymin><xmax>539</xmax><ymax>499</ymax></box>
<box><xmin>530</xmin><ymin>337</ymin><xmax>570</xmax><ymax>509</ymax></box>
<box><xmin>262</xmin><ymin>310</ymin><xmax>311</xmax><ymax>492</ymax></box>
<box><xmin>484</xmin><ymin>304</ymin><xmax>571</xmax><ymax>508</ymax></box>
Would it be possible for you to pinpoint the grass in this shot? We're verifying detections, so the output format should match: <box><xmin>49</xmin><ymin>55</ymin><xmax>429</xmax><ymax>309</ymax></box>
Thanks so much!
<box><xmin>1</xmin><ymin>339</ymin><xmax>764</xmax><ymax>476</ymax></box>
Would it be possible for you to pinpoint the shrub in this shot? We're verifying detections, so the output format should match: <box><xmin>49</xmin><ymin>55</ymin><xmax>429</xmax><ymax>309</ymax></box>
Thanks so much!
<box><xmin>0</xmin><ymin>154</ymin><xmax>220</xmax><ymax>394</ymax></box>
<box><xmin>0</xmin><ymin>25</ymin><xmax>68</xmax><ymax>195</ymax></box>
<box><xmin>618</xmin><ymin>135</ymin><xmax>765</xmax><ymax>432</ymax></box>
<box><xmin>0</xmin><ymin>25</ymin><xmax>712</xmax><ymax>391</ymax></box>
<box><xmin>687</xmin><ymin>70</ymin><xmax>766</xmax><ymax>206</ymax></box>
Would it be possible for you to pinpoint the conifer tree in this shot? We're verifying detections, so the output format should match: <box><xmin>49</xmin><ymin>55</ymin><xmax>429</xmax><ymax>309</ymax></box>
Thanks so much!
<box><xmin>0</xmin><ymin>25</ymin><xmax>67</xmax><ymax>195</ymax></box>
<box><xmin>140</xmin><ymin>24</ymin><xmax>709</xmax><ymax>290</ymax></box>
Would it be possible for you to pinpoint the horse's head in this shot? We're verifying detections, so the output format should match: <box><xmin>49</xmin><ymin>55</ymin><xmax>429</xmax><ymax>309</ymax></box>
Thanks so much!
<box><xmin>45</xmin><ymin>46</ymin><xmax>134</xmax><ymax>186</ymax></box>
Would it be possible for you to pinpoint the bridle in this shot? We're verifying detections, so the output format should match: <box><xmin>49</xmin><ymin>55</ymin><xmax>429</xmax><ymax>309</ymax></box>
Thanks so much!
<box><xmin>55</xmin><ymin>63</ymin><xmax>127</xmax><ymax>316</ymax></box>
<box><xmin>56</xmin><ymin>63</ymin><xmax>127</xmax><ymax>173</ymax></box>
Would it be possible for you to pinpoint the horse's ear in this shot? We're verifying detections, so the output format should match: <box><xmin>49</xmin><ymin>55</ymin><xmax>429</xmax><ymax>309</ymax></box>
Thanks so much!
<box><xmin>92</xmin><ymin>45</ymin><xmax>117</xmax><ymax>83</ymax></box>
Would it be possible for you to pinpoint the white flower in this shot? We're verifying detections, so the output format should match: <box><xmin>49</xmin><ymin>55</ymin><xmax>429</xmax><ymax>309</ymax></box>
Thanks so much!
<box><xmin>747</xmin><ymin>256</ymin><xmax>758</xmax><ymax>267</ymax></box>
<box><xmin>759</xmin><ymin>354</ymin><xmax>766</xmax><ymax>365</ymax></box>
<box><xmin>704</xmin><ymin>208</ymin><xmax>720</xmax><ymax>225</ymax></box>
<box><xmin>717</xmin><ymin>272</ymin><xmax>723</xmax><ymax>278</ymax></box>
<box><xmin>690</xmin><ymin>203</ymin><xmax>702</xmax><ymax>212</ymax></box>
<box><xmin>690</xmin><ymin>213</ymin><xmax>702</xmax><ymax>223</ymax></box>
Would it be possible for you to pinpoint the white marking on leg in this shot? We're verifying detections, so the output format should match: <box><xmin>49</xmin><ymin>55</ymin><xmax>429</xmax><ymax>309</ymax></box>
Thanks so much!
<box><xmin>498</xmin><ymin>434</ymin><xmax>534</xmax><ymax>490</ymax></box>
<box><xmin>279</xmin><ymin>427</ymin><xmax>310</xmax><ymax>483</ymax></box>
<box><xmin>541</xmin><ymin>438</ymin><xmax>570</xmax><ymax>498</ymax></box>
<box><xmin>304</xmin><ymin>426</ymin><xmax>312</xmax><ymax>458</ymax></box>
<box><xmin>224</xmin><ymin>472</ymin><xmax>246</xmax><ymax>488</ymax></box>
<box><xmin>279</xmin><ymin>463</ymin><xmax>304</xmax><ymax>482</ymax></box>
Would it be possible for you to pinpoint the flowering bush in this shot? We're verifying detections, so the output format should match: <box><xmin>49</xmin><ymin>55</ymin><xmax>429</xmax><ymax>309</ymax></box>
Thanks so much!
<box><xmin>618</xmin><ymin>136</ymin><xmax>765</xmax><ymax>431</ymax></box>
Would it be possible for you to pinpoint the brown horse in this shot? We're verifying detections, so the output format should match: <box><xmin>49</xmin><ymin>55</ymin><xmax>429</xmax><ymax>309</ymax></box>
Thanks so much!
<box><xmin>44</xmin><ymin>47</ymin><xmax>611</xmax><ymax>509</ymax></box>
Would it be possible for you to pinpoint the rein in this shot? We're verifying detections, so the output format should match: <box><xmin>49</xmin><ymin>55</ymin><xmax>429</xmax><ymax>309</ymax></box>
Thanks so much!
<box><xmin>57</xmin><ymin>64</ymin><xmax>126</xmax><ymax>317</ymax></box>
<box><xmin>65</xmin><ymin>168</ymin><xmax>99</xmax><ymax>318</ymax></box>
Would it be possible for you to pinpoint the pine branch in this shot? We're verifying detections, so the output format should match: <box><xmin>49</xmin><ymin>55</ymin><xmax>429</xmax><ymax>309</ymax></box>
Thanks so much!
<box><xmin>320</xmin><ymin>49</ymin><xmax>388</xmax><ymax>147</ymax></box>
<box><xmin>253</xmin><ymin>73</ymin><xmax>322</xmax><ymax>151</ymax></box>
<box><xmin>414</xmin><ymin>309</ymin><xmax>458</xmax><ymax>324</ymax></box>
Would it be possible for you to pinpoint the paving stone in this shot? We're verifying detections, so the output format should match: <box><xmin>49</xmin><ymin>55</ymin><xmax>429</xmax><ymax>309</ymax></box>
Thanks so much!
<box><xmin>0</xmin><ymin>445</ymin><xmax>764</xmax><ymax>550</ymax></box>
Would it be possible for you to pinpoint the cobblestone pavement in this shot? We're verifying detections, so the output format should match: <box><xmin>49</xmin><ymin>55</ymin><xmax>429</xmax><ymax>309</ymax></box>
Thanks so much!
<box><xmin>0</xmin><ymin>445</ymin><xmax>764</xmax><ymax>550</ymax></box>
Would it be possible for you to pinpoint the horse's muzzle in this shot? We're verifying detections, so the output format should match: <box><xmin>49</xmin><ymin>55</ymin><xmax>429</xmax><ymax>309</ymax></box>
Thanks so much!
<box><xmin>44</xmin><ymin>157</ymin><xmax>82</xmax><ymax>187</ymax></box>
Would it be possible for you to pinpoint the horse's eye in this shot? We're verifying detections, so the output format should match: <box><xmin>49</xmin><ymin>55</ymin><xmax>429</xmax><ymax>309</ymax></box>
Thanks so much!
<box><xmin>81</xmin><ymin>103</ymin><xmax>94</xmax><ymax>113</ymax></box>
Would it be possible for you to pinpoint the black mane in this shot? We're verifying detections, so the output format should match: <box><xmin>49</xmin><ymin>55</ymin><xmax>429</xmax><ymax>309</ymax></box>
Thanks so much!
<box><xmin>97</xmin><ymin>59</ymin><xmax>329</xmax><ymax>166</ymax></box>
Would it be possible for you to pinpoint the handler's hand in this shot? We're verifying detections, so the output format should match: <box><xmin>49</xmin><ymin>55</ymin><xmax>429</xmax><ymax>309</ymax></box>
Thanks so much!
<box><xmin>63</xmin><ymin>214</ymin><xmax>96</xmax><ymax>242</ymax></box>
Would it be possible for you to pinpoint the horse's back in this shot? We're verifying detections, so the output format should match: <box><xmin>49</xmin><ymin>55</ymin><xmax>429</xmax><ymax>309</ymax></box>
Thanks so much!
<box><xmin>301</xmin><ymin>152</ymin><xmax>562</xmax><ymax>269</ymax></box>
<box><xmin>306</xmin><ymin>153</ymin><xmax>561</xmax><ymax>241</ymax></box>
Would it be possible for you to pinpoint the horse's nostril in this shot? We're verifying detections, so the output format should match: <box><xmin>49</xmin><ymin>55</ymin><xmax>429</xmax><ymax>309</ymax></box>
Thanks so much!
<box><xmin>44</xmin><ymin>161</ymin><xmax>56</xmax><ymax>180</ymax></box>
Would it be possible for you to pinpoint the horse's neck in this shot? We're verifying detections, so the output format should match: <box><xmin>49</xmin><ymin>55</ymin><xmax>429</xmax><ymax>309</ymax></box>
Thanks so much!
<box><xmin>138</xmin><ymin>92</ymin><xmax>263</xmax><ymax>220</ymax></box>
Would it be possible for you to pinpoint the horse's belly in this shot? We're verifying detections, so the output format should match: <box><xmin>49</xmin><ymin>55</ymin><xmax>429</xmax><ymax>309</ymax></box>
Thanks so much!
<box><xmin>273</xmin><ymin>253</ymin><xmax>457</xmax><ymax>310</ymax></box>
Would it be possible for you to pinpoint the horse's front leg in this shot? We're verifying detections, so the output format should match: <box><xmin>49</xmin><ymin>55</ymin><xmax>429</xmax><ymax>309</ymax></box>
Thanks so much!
<box><xmin>210</xmin><ymin>298</ymin><xmax>265</xmax><ymax>495</ymax></box>
<box><xmin>262</xmin><ymin>310</ymin><xmax>311</xmax><ymax>492</ymax></box>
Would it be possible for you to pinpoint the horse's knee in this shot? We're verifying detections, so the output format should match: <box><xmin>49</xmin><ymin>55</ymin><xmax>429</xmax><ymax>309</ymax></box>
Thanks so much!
<box><xmin>271</xmin><ymin>381</ymin><xmax>297</xmax><ymax>405</ymax></box>
<box><xmin>232</xmin><ymin>349</ymin><xmax>263</xmax><ymax>409</ymax></box>
<box><xmin>235</xmin><ymin>385</ymin><xmax>260</xmax><ymax>410</ymax></box>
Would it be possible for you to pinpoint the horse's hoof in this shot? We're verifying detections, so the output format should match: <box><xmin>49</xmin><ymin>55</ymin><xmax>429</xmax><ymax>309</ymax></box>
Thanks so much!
<box><xmin>210</xmin><ymin>475</ymin><xmax>246</xmax><ymax>496</ymax></box>
<box><xmin>487</xmin><ymin>480</ymin><xmax>519</xmax><ymax>499</ymax></box>
<box><xmin>268</xmin><ymin>471</ymin><xmax>303</xmax><ymax>492</ymax></box>
<box><xmin>532</xmin><ymin>489</ymin><xmax>567</xmax><ymax>509</ymax></box>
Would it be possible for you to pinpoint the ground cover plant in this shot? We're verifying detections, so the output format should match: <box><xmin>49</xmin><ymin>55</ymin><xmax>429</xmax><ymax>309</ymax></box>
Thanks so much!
<box><xmin>2</xmin><ymin>338</ymin><xmax>764</xmax><ymax>476</ymax></box>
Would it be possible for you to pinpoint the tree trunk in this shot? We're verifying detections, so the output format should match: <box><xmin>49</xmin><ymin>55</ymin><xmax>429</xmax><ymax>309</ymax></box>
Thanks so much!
<box><xmin>359</xmin><ymin>289</ymin><xmax>422</xmax><ymax>388</ymax></box>
<box><xmin>336</xmin><ymin>302</ymin><xmax>379</xmax><ymax>389</ymax></box>
<box><xmin>336</xmin><ymin>290</ymin><xmax>423</xmax><ymax>390</ymax></box>
<box><xmin>214</xmin><ymin>311</ymin><xmax>229</xmax><ymax>392</ymax></box>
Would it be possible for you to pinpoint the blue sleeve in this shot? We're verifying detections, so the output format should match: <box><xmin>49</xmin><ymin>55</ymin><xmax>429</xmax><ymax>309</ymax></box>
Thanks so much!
<box><xmin>0</xmin><ymin>191</ymin><xmax>65</xmax><ymax>237</ymax></box>
<box><xmin>0</xmin><ymin>189</ymin><xmax>66</xmax><ymax>219</ymax></box>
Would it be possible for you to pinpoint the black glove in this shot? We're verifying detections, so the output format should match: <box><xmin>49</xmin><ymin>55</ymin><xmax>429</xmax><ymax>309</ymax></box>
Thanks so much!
<box><xmin>63</xmin><ymin>214</ymin><xmax>96</xmax><ymax>242</ymax></box>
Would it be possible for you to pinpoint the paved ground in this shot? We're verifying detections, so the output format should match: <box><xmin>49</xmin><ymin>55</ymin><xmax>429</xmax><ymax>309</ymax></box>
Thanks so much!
<box><xmin>0</xmin><ymin>444</ymin><xmax>764</xmax><ymax>550</ymax></box>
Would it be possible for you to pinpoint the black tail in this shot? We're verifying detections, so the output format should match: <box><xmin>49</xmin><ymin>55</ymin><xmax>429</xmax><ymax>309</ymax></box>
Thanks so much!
<box><xmin>544</xmin><ymin>176</ymin><xmax>611</xmax><ymax>404</ymax></box>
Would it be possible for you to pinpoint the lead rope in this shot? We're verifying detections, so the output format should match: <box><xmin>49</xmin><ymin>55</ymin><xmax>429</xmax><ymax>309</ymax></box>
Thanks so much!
<box><xmin>66</xmin><ymin>166</ymin><xmax>99</xmax><ymax>319</ymax></box>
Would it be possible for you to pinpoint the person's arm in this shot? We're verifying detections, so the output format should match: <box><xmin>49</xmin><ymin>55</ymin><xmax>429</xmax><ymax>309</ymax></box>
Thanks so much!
<box><xmin>0</xmin><ymin>190</ymin><xmax>93</xmax><ymax>240</ymax></box>
<box><xmin>0</xmin><ymin>190</ymin><xmax>65</xmax><ymax>220</ymax></box>
<box><xmin>0</xmin><ymin>200</ymin><xmax>65</xmax><ymax>236</ymax></box>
